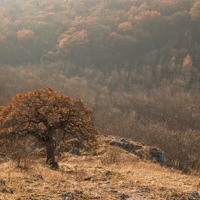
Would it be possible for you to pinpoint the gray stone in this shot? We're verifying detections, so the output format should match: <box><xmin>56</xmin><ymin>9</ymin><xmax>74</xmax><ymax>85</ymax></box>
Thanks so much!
<box><xmin>110</xmin><ymin>138</ymin><xmax>164</xmax><ymax>164</ymax></box>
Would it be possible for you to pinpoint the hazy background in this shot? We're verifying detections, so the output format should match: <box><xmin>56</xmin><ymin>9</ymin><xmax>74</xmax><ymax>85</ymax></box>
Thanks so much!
<box><xmin>0</xmin><ymin>0</ymin><xmax>200</xmax><ymax>173</ymax></box>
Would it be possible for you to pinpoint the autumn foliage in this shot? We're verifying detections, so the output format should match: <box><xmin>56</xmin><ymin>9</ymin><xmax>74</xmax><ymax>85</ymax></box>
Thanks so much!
<box><xmin>0</xmin><ymin>88</ymin><xmax>97</xmax><ymax>168</ymax></box>
<box><xmin>0</xmin><ymin>0</ymin><xmax>200</xmax><ymax>173</ymax></box>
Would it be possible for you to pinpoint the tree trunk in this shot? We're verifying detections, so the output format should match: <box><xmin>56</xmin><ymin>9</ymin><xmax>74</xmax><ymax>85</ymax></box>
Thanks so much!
<box><xmin>45</xmin><ymin>138</ymin><xmax>58</xmax><ymax>169</ymax></box>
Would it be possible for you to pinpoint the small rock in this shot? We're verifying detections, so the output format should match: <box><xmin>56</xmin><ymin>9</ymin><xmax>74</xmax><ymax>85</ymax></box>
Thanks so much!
<box><xmin>109</xmin><ymin>186</ymin><xmax>118</xmax><ymax>193</ymax></box>
<box><xmin>187</xmin><ymin>191</ymin><xmax>200</xmax><ymax>200</ymax></box>
<box><xmin>149</xmin><ymin>147</ymin><xmax>164</xmax><ymax>163</ymax></box>
<box><xmin>84</xmin><ymin>176</ymin><xmax>95</xmax><ymax>181</ymax></box>
<box><xmin>62</xmin><ymin>192</ymin><xmax>74</xmax><ymax>200</ymax></box>
<box><xmin>0</xmin><ymin>179</ymin><xmax>6</xmax><ymax>186</ymax></box>
<box><xmin>1</xmin><ymin>188</ymin><xmax>14</xmax><ymax>194</ymax></box>
<box><xmin>110</xmin><ymin>139</ymin><xmax>142</xmax><ymax>153</ymax></box>
<box><xmin>27</xmin><ymin>189</ymin><xmax>33</xmax><ymax>193</ymax></box>
<box><xmin>74</xmin><ymin>190</ymin><xmax>83</xmax><ymax>195</ymax></box>
<box><xmin>120</xmin><ymin>193</ymin><xmax>130</xmax><ymax>200</ymax></box>
<box><xmin>104</xmin><ymin>170</ymin><xmax>113</xmax><ymax>177</ymax></box>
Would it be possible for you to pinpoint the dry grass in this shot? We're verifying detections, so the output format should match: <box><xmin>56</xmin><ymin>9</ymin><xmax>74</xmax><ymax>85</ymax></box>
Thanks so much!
<box><xmin>0</xmin><ymin>136</ymin><xmax>199</xmax><ymax>200</ymax></box>
<box><xmin>99</xmin><ymin>146</ymin><xmax>139</xmax><ymax>165</ymax></box>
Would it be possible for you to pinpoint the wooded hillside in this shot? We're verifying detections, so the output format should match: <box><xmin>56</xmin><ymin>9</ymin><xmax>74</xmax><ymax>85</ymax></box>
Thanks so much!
<box><xmin>0</xmin><ymin>0</ymin><xmax>200</xmax><ymax>173</ymax></box>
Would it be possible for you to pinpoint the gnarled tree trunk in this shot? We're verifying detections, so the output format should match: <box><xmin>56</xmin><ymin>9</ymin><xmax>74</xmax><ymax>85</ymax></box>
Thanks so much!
<box><xmin>44</xmin><ymin>138</ymin><xmax>58</xmax><ymax>169</ymax></box>
<box><xmin>43</xmin><ymin>127</ymin><xmax>58</xmax><ymax>169</ymax></box>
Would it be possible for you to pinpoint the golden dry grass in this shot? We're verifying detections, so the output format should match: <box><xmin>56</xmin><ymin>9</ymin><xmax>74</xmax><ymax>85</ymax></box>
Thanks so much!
<box><xmin>0</xmin><ymin>145</ymin><xmax>199</xmax><ymax>200</ymax></box>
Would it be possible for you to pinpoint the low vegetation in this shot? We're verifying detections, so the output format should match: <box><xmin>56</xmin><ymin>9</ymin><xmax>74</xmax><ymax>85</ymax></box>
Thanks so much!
<box><xmin>0</xmin><ymin>135</ymin><xmax>199</xmax><ymax>200</ymax></box>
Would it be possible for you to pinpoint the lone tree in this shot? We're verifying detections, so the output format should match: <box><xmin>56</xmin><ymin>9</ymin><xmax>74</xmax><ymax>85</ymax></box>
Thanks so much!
<box><xmin>0</xmin><ymin>88</ymin><xmax>97</xmax><ymax>169</ymax></box>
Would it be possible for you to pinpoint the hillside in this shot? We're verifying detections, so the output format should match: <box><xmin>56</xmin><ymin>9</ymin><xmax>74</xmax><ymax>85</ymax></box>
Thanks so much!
<box><xmin>0</xmin><ymin>135</ymin><xmax>199</xmax><ymax>200</ymax></box>
<box><xmin>0</xmin><ymin>0</ymin><xmax>200</xmax><ymax>175</ymax></box>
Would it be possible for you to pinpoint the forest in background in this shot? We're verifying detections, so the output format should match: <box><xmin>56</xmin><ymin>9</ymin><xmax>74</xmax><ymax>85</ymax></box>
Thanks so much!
<box><xmin>0</xmin><ymin>0</ymin><xmax>200</xmax><ymax>173</ymax></box>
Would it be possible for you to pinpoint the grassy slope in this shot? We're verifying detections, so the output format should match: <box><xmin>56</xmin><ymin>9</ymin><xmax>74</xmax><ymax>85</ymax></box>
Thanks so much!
<box><xmin>0</xmin><ymin>136</ymin><xmax>199</xmax><ymax>200</ymax></box>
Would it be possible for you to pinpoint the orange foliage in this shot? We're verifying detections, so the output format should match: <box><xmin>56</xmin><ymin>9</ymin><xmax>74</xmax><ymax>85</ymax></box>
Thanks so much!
<box><xmin>182</xmin><ymin>54</ymin><xmax>193</xmax><ymax>69</ymax></box>
<box><xmin>73</xmin><ymin>29</ymin><xmax>89</xmax><ymax>43</ymax></box>
<box><xmin>109</xmin><ymin>32</ymin><xmax>117</xmax><ymax>37</ymax></box>
<box><xmin>57</xmin><ymin>29</ymin><xmax>89</xmax><ymax>49</ymax></box>
<box><xmin>0</xmin><ymin>87</ymin><xmax>97</xmax><ymax>142</ymax></box>
<box><xmin>0</xmin><ymin>88</ymin><xmax>97</xmax><ymax>167</ymax></box>
<box><xmin>71</xmin><ymin>16</ymin><xmax>85</xmax><ymax>27</ymax></box>
<box><xmin>126</xmin><ymin>6</ymin><xmax>137</xmax><ymax>21</ymax></box>
<box><xmin>134</xmin><ymin>10</ymin><xmax>160</xmax><ymax>23</ymax></box>
<box><xmin>190</xmin><ymin>0</ymin><xmax>200</xmax><ymax>20</ymax></box>
<box><xmin>117</xmin><ymin>21</ymin><xmax>133</xmax><ymax>31</ymax></box>
<box><xmin>17</xmin><ymin>29</ymin><xmax>34</xmax><ymax>40</ymax></box>
<box><xmin>126</xmin><ymin>4</ymin><xmax>160</xmax><ymax>24</ymax></box>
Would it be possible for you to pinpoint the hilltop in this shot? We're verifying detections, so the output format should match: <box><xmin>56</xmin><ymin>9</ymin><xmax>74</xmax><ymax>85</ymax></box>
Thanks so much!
<box><xmin>0</xmin><ymin>135</ymin><xmax>199</xmax><ymax>200</ymax></box>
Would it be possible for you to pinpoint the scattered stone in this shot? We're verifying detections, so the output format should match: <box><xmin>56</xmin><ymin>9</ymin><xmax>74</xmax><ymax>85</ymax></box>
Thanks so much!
<box><xmin>170</xmin><ymin>191</ymin><xmax>200</xmax><ymax>200</ymax></box>
<box><xmin>187</xmin><ymin>191</ymin><xmax>200</xmax><ymax>200</ymax></box>
<box><xmin>62</xmin><ymin>192</ymin><xmax>74</xmax><ymax>200</ymax></box>
<box><xmin>27</xmin><ymin>189</ymin><xmax>34</xmax><ymax>193</ymax></box>
<box><xmin>74</xmin><ymin>190</ymin><xmax>83</xmax><ymax>195</ymax></box>
<box><xmin>1</xmin><ymin>188</ymin><xmax>14</xmax><ymax>194</ymax></box>
<box><xmin>104</xmin><ymin>170</ymin><xmax>113</xmax><ymax>177</ymax></box>
<box><xmin>0</xmin><ymin>179</ymin><xmax>12</xmax><ymax>195</ymax></box>
<box><xmin>109</xmin><ymin>186</ymin><xmax>118</xmax><ymax>193</ymax></box>
<box><xmin>0</xmin><ymin>179</ymin><xmax>6</xmax><ymax>186</ymax></box>
<box><xmin>62</xmin><ymin>190</ymin><xmax>86</xmax><ymax>200</ymax></box>
<box><xmin>84</xmin><ymin>176</ymin><xmax>95</xmax><ymax>181</ymax></box>
<box><xmin>110</xmin><ymin>139</ymin><xmax>142</xmax><ymax>153</ymax></box>
<box><xmin>149</xmin><ymin>147</ymin><xmax>164</xmax><ymax>163</ymax></box>
<box><xmin>120</xmin><ymin>193</ymin><xmax>130</xmax><ymax>200</ymax></box>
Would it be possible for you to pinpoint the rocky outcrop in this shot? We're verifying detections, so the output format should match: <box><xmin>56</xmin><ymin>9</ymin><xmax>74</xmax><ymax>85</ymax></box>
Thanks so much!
<box><xmin>110</xmin><ymin>138</ymin><xmax>164</xmax><ymax>164</ymax></box>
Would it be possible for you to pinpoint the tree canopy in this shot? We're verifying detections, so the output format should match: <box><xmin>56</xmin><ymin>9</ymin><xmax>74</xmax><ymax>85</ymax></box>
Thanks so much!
<box><xmin>0</xmin><ymin>88</ymin><xmax>97</xmax><ymax>168</ymax></box>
